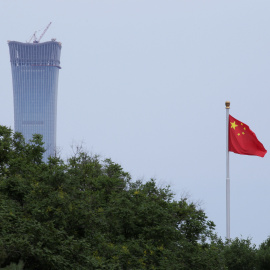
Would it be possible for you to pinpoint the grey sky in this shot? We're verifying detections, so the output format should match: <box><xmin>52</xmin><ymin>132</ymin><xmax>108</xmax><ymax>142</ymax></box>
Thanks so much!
<box><xmin>1</xmin><ymin>0</ymin><xmax>270</xmax><ymax>245</ymax></box>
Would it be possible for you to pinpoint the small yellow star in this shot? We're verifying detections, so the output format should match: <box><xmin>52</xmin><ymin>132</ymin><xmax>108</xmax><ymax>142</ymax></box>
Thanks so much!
<box><xmin>242</xmin><ymin>132</ymin><xmax>245</xmax><ymax>135</ymax></box>
<box><xmin>231</xmin><ymin>121</ymin><xmax>238</xmax><ymax>130</ymax></box>
<box><xmin>237</xmin><ymin>133</ymin><xmax>241</xmax><ymax>136</ymax></box>
<box><xmin>241</xmin><ymin>123</ymin><xmax>243</xmax><ymax>125</ymax></box>
<box><xmin>244</xmin><ymin>127</ymin><xmax>246</xmax><ymax>130</ymax></box>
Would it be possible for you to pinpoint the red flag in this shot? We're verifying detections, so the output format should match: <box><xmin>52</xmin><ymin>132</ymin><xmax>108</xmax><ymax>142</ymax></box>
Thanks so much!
<box><xmin>229</xmin><ymin>115</ymin><xmax>267</xmax><ymax>157</ymax></box>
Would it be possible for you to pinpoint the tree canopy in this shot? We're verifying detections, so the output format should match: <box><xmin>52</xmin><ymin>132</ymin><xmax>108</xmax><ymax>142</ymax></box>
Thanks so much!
<box><xmin>0</xmin><ymin>125</ymin><xmax>270</xmax><ymax>269</ymax></box>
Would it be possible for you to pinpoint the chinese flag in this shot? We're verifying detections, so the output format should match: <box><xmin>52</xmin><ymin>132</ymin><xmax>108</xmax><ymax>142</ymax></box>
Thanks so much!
<box><xmin>229</xmin><ymin>115</ymin><xmax>267</xmax><ymax>157</ymax></box>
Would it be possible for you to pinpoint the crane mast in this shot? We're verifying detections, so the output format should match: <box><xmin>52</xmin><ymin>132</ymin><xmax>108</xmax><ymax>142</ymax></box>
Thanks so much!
<box><xmin>37</xmin><ymin>22</ymin><xmax>52</xmax><ymax>43</ymax></box>
<box><xmin>28</xmin><ymin>31</ymin><xmax>37</xmax><ymax>43</ymax></box>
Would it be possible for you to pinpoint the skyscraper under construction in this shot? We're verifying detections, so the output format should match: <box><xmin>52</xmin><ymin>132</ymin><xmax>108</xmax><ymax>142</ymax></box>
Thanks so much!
<box><xmin>8</xmin><ymin>26</ymin><xmax>61</xmax><ymax>160</ymax></box>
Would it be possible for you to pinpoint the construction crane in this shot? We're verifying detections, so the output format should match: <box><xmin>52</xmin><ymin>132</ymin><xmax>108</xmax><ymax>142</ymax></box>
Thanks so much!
<box><xmin>37</xmin><ymin>22</ymin><xmax>52</xmax><ymax>43</ymax></box>
<box><xmin>28</xmin><ymin>22</ymin><xmax>52</xmax><ymax>43</ymax></box>
<box><xmin>28</xmin><ymin>31</ymin><xmax>37</xmax><ymax>43</ymax></box>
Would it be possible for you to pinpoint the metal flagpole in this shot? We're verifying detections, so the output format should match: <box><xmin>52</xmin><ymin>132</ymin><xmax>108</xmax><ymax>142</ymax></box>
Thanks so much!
<box><xmin>225</xmin><ymin>101</ymin><xmax>230</xmax><ymax>239</ymax></box>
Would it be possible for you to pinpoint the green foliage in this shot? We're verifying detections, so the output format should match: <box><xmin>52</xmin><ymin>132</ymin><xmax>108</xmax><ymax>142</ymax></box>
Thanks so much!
<box><xmin>222</xmin><ymin>237</ymin><xmax>257</xmax><ymax>270</ymax></box>
<box><xmin>0</xmin><ymin>126</ymin><xmax>218</xmax><ymax>269</ymax></box>
<box><xmin>0</xmin><ymin>260</ymin><xmax>24</xmax><ymax>270</ymax></box>
<box><xmin>1</xmin><ymin>125</ymin><xmax>270</xmax><ymax>269</ymax></box>
<box><xmin>257</xmin><ymin>237</ymin><xmax>270</xmax><ymax>269</ymax></box>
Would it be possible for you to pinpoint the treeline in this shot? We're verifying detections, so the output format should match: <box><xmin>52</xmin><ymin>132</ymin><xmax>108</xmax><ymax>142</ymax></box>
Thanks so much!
<box><xmin>0</xmin><ymin>125</ymin><xmax>270</xmax><ymax>269</ymax></box>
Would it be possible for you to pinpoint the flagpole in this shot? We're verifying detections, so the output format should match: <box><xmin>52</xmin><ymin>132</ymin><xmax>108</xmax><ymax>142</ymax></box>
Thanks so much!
<box><xmin>225</xmin><ymin>101</ymin><xmax>230</xmax><ymax>239</ymax></box>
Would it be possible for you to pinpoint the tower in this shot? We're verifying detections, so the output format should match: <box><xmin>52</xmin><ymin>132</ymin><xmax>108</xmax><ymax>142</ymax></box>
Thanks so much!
<box><xmin>8</xmin><ymin>40</ymin><xmax>62</xmax><ymax>160</ymax></box>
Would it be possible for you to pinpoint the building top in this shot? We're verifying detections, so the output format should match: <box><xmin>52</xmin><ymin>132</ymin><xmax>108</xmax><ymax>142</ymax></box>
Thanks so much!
<box><xmin>8</xmin><ymin>40</ymin><xmax>62</xmax><ymax>68</ymax></box>
<box><xmin>7</xmin><ymin>40</ymin><xmax>62</xmax><ymax>47</ymax></box>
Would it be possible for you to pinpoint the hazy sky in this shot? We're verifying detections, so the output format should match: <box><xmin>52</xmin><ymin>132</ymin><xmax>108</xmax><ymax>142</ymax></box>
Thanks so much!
<box><xmin>1</xmin><ymin>0</ymin><xmax>270</xmax><ymax>245</ymax></box>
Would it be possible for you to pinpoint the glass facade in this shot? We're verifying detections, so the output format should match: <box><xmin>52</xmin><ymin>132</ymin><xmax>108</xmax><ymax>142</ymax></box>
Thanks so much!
<box><xmin>8</xmin><ymin>41</ymin><xmax>62</xmax><ymax>160</ymax></box>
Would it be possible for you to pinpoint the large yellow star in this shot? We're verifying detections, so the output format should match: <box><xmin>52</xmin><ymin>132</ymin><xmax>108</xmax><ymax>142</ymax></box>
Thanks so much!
<box><xmin>230</xmin><ymin>121</ymin><xmax>238</xmax><ymax>130</ymax></box>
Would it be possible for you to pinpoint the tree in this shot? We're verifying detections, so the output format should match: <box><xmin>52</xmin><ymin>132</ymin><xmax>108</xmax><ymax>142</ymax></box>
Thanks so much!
<box><xmin>222</xmin><ymin>237</ymin><xmax>257</xmax><ymax>270</ymax></box>
<box><xmin>257</xmin><ymin>236</ymin><xmax>270</xmax><ymax>269</ymax></box>
<box><xmin>0</xmin><ymin>125</ymin><xmax>221</xmax><ymax>269</ymax></box>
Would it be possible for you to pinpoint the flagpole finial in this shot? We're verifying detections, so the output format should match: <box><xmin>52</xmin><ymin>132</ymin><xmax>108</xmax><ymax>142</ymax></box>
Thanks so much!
<box><xmin>225</xmin><ymin>101</ymin><xmax>230</xmax><ymax>109</ymax></box>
